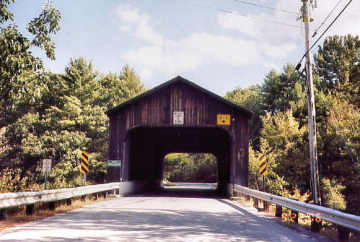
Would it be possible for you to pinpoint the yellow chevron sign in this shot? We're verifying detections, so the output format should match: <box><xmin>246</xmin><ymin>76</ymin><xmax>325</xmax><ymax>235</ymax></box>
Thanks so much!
<box><xmin>80</xmin><ymin>152</ymin><xmax>89</xmax><ymax>174</ymax></box>
<box><xmin>217</xmin><ymin>114</ymin><xmax>231</xmax><ymax>126</ymax></box>
<box><xmin>259</xmin><ymin>160</ymin><xmax>268</xmax><ymax>176</ymax></box>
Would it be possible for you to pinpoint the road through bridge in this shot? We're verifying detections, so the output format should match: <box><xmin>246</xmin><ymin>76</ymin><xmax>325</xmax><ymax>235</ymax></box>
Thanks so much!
<box><xmin>0</xmin><ymin>184</ymin><xmax>329</xmax><ymax>242</ymax></box>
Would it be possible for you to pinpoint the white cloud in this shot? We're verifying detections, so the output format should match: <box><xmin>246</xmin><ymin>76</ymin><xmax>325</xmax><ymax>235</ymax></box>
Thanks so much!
<box><xmin>114</xmin><ymin>5</ymin><xmax>286</xmax><ymax>81</ymax></box>
<box><xmin>113</xmin><ymin>1</ymin><xmax>360</xmax><ymax>83</ymax></box>
<box><xmin>217</xmin><ymin>13</ymin><xmax>260</xmax><ymax>38</ymax></box>
<box><xmin>114</xmin><ymin>6</ymin><xmax>164</xmax><ymax>45</ymax></box>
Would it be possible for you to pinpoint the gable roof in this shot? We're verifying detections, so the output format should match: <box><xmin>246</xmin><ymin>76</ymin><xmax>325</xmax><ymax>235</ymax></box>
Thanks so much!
<box><xmin>106</xmin><ymin>76</ymin><xmax>253</xmax><ymax>118</ymax></box>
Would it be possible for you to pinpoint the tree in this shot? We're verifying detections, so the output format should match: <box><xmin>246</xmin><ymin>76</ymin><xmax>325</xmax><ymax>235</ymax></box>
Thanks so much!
<box><xmin>325</xmin><ymin>98</ymin><xmax>360</xmax><ymax>214</ymax></box>
<box><xmin>261</xmin><ymin>65</ymin><xmax>305</xmax><ymax>114</ymax></box>
<box><xmin>98</xmin><ymin>65</ymin><xmax>145</xmax><ymax>109</ymax></box>
<box><xmin>225</xmin><ymin>85</ymin><xmax>264</xmax><ymax>150</ymax></box>
<box><xmin>259</xmin><ymin>110</ymin><xmax>310</xmax><ymax>193</ymax></box>
<box><xmin>314</xmin><ymin>35</ymin><xmax>360</xmax><ymax>106</ymax></box>
<box><xmin>163</xmin><ymin>153</ymin><xmax>217</xmax><ymax>183</ymax></box>
<box><xmin>2</xmin><ymin>56</ymin><xmax>146</xmax><ymax>188</ymax></box>
<box><xmin>0</xmin><ymin>0</ymin><xmax>61</xmax><ymax>127</ymax></box>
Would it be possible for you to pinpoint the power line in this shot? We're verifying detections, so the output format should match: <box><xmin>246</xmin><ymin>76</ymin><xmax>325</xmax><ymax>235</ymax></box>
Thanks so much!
<box><xmin>218</xmin><ymin>9</ymin><xmax>302</xmax><ymax>29</ymax></box>
<box><xmin>312</xmin><ymin>0</ymin><xmax>343</xmax><ymax>37</ymax></box>
<box><xmin>233</xmin><ymin>0</ymin><xmax>298</xmax><ymax>15</ymax></box>
<box><xmin>295</xmin><ymin>0</ymin><xmax>353</xmax><ymax>71</ymax></box>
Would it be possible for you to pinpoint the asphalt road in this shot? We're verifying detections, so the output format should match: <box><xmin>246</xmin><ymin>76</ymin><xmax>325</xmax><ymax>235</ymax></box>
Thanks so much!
<box><xmin>0</xmin><ymin>189</ymin><xmax>330</xmax><ymax>241</ymax></box>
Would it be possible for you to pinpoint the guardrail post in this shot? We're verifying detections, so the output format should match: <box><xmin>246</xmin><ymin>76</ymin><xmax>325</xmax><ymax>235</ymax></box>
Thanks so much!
<box><xmin>0</xmin><ymin>209</ymin><xmax>6</xmax><ymax>220</ymax></box>
<box><xmin>338</xmin><ymin>225</ymin><xmax>350</xmax><ymax>241</ymax></box>
<box><xmin>290</xmin><ymin>210</ymin><xmax>298</xmax><ymax>224</ymax></box>
<box><xmin>263</xmin><ymin>201</ymin><xmax>269</xmax><ymax>212</ymax></box>
<box><xmin>26</xmin><ymin>204</ymin><xmax>34</xmax><ymax>216</ymax></box>
<box><xmin>253</xmin><ymin>198</ymin><xmax>259</xmax><ymax>209</ymax></box>
<box><xmin>275</xmin><ymin>204</ymin><xmax>282</xmax><ymax>217</ymax></box>
<box><xmin>66</xmin><ymin>199</ymin><xmax>72</xmax><ymax>206</ymax></box>
<box><xmin>311</xmin><ymin>216</ymin><xmax>322</xmax><ymax>232</ymax></box>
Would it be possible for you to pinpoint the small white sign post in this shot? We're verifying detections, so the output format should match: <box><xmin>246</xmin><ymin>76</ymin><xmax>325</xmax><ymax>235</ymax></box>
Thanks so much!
<box><xmin>42</xmin><ymin>159</ymin><xmax>52</xmax><ymax>190</ymax></box>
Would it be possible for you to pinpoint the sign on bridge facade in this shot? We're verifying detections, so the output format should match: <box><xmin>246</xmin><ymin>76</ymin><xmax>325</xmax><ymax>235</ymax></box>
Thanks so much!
<box><xmin>106</xmin><ymin>76</ymin><xmax>252</xmax><ymax>195</ymax></box>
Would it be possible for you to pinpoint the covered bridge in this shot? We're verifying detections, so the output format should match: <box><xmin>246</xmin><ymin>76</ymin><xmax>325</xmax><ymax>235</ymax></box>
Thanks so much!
<box><xmin>106</xmin><ymin>76</ymin><xmax>252</xmax><ymax>195</ymax></box>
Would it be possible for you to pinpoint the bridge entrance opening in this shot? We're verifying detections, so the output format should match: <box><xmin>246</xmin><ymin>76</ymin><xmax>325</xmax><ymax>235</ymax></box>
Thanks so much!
<box><xmin>127</xmin><ymin>126</ymin><xmax>231</xmax><ymax>196</ymax></box>
<box><xmin>162</xmin><ymin>153</ymin><xmax>218</xmax><ymax>192</ymax></box>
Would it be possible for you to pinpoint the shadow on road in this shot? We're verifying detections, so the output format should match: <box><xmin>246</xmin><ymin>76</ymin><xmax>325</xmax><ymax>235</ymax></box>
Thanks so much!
<box><xmin>132</xmin><ymin>183</ymin><xmax>225</xmax><ymax>198</ymax></box>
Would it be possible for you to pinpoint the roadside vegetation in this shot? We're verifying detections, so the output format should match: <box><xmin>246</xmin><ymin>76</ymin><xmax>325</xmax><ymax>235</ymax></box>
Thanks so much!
<box><xmin>0</xmin><ymin>1</ymin><xmax>144</xmax><ymax>190</ymax></box>
<box><xmin>226</xmin><ymin>35</ymin><xmax>360</xmax><ymax>240</ymax></box>
<box><xmin>163</xmin><ymin>153</ymin><xmax>217</xmax><ymax>183</ymax></box>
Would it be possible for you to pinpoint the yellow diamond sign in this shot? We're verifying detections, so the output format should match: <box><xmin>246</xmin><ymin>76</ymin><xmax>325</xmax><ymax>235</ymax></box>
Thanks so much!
<box><xmin>217</xmin><ymin>114</ymin><xmax>231</xmax><ymax>126</ymax></box>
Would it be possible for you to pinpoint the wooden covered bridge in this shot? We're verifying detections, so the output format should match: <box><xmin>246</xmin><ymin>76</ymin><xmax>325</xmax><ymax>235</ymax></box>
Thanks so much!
<box><xmin>106</xmin><ymin>76</ymin><xmax>252</xmax><ymax>195</ymax></box>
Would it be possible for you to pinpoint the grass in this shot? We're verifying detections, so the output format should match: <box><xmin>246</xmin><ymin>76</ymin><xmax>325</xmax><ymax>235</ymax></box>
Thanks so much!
<box><xmin>0</xmin><ymin>194</ymin><xmax>115</xmax><ymax>231</ymax></box>
<box><xmin>232</xmin><ymin>196</ymin><xmax>360</xmax><ymax>242</ymax></box>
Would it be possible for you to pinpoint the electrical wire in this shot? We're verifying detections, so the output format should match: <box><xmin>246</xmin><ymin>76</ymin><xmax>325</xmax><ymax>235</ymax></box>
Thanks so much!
<box><xmin>218</xmin><ymin>9</ymin><xmax>302</xmax><ymax>29</ymax></box>
<box><xmin>312</xmin><ymin>0</ymin><xmax>343</xmax><ymax>37</ymax></box>
<box><xmin>233</xmin><ymin>0</ymin><xmax>298</xmax><ymax>15</ymax></box>
<box><xmin>295</xmin><ymin>0</ymin><xmax>353</xmax><ymax>71</ymax></box>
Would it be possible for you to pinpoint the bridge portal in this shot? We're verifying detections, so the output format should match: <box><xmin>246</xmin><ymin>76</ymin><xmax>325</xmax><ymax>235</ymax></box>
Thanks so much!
<box><xmin>106</xmin><ymin>76</ymin><xmax>252</xmax><ymax>196</ymax></box>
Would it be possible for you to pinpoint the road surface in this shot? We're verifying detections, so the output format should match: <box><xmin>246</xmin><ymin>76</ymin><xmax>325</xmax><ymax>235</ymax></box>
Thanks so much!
<box><xmin>0</xmin><ymin>190</ymin><xmax>329</xmax><ymax>241</ymax></box>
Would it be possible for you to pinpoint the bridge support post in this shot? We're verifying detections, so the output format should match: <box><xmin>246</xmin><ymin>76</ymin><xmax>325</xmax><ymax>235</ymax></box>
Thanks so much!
<box><xmin>275</xmin><ymin>204</ymin><xmax>282</xmax><ymax>217</ymax></box>
<box><xmin>0</xmin><ymin>209</ymin><xmax>6</xmax><ymax>220</ymax></box>
<box><xmin>26</xmin><ymin>204</ymin><xmax>34</xmax><ymax>216</ymax></box>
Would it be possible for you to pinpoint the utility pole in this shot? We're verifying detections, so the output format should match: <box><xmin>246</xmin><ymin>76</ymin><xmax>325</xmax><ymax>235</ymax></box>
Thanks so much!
<box><xmin>302</xmin><ymin>0</ymin><xmax>321</xmax><ymax>206</ymax></box>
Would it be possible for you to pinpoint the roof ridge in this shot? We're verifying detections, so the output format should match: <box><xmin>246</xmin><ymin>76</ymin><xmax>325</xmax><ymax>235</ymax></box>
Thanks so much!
<box><xmin>106</xmin><ymin>76</ymin><xmax>253</xmax><ymax>118</ymax></box>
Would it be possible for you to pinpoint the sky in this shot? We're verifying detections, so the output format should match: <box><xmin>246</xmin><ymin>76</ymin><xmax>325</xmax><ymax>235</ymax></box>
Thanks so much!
<box><xmin>9</xmin><ymin>0</ymin><xmax>360</xmax><ymax>96</ymax></box>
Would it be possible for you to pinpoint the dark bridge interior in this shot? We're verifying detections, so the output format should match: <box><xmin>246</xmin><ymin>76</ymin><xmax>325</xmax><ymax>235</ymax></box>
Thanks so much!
<box><xmin>127</xmin><ymin>126</ymin><xmax>231</xmax><ymax>195</ymax></box>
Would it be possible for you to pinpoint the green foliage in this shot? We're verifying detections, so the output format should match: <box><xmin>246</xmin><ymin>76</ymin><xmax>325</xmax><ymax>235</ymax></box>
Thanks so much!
<box><xmin>225</xmin><ymin>85</ymin><xmax>264</xmax><ymax>149</ymax></box>
<box><xmin>249</xmin><ymin>145</ymin><xmax>290</xmax><ymax>197</ymax></box>
<box><xmin>244</xmin><ymin>34</ymin><xmax>360</xmax><ymax>215</ymax></box>
<box><xmin>261</xmin><ymin>64</ymin><xmax>305</xmax><ymax>114</ymax></box>
<box><xmin>97</xmin><ymin>65</ymin><xmax>145</xmax><ymax>109</ymax></box>
<box><xmin>27</xmin><ymin>7</ymin><xmax>61</xmax><ymax>60</ymax></box>
<box><xmin>314</xmin><ymin>35</ymin><xmax>360</xmax><ymax>106</ymax></box>
<box><xmin>1</xmin><ymin>43</ymin><xmax>145</xmax><ymax>190</ymax></box>
<box><xmin>321</xmin><ymin>178</ymin><xmax>346</xmax><ymax>211</ymax></box>
<box><xmin>0</xmin><ymin>0</ymin><xmax>15</xmax><ymax>24</ymax></box>
<box><xmin>164</xmin><ymin>153</ymin><xmax>217</xmax><ymax>183</ymax></box>
<box><xmin>0</xmin><ymin>168</ymin><xmax>40</xmax><ymax>192</ymax></box>
<box><xmin>324</xmin><ymin>98</ymin><xmax>360</xmax><ymax>214</ymax></box>
<box><xmin>0</xmin><ymin>1</ymin><xmax>61</xmax><ymax>127</ymax></box>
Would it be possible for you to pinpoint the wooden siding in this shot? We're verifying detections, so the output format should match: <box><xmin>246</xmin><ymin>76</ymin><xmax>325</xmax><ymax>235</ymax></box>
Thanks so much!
<box><xmin>107</xmin><ymin>78</ymin><xmax>250</xmax><ymax>187</ymax></box>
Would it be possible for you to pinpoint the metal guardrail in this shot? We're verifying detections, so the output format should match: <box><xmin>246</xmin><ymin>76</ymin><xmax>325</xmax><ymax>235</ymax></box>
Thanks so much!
<box><xmin>0</xmin><ymin>182</ymin><xmax>120</xmax><ymax>210</ymax></box>
<box><xmin>234</xmin><ymin>184</ymin><xmax>360</xmax><ymax>232</ymax></box>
